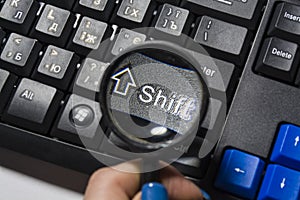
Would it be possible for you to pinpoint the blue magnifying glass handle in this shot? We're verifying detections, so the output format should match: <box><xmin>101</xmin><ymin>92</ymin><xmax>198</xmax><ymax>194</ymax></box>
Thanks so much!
<box><xmin>141</xmin><ymin>184</ymin><xmax>211</xmax><ymax>200</ymax></box>
<box><xmin>141</xmin><ymin>182</ymin><xmax>168</xmax><ymax>200</ymax></box>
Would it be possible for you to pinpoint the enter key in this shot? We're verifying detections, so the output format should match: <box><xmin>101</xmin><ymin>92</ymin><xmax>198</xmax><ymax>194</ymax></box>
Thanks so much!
<box><xmin>190</xmin><ymin>50</ymin><xmax>235</xmax><ymax>94</ymax></box>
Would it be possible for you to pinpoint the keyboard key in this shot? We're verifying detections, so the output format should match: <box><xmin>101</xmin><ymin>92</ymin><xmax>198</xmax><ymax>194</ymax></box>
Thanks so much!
<box><xmin>155</xmin><ymin>4</ymin><xmax>189</xmax><ymax>36</ymax></box>
<box><xmin>31</xmin><ymin>4</ymin><xmax>75</xmax><ymax>47</ymax></box>
<box><xmin>0</xmin><ymin>33</ymin><xmax>42</xmax><ymax>76</ymax></box>
<box><xmin>215</xmin><ymin>150</ymin><xmax>265</xmax><ymax>199</ymax></box>
<box><xmin>111</xmin><ymin>28</ymin><xmax>146</xmax><ymax>56</ymax></box>
<box><xmin>155</xmin><ymin>0</ymin><xmax>180</xmax><ymax>6</ymax></box>
<box><xmin>51</xmin><ymin>94</ymin><xmax>104</xmax><ymax>149</ymax></box>
<box><xmin>0</xmin><ymin>0</ymin><xmax>39</xmax><ymax>34</ymax></box>
<box><xmin>172</xmin><ymin>137</ymin><xmax>210</xmax><ymax>179</ymax></box>
<box><xmin>35</xmin><ymin>5</ymin><xmax>70</xmax><ymax>37</ymax></box>
<box><xmin>149</xmin><ymin>4</ymin><xmax>193</xmax><ymax>45</ymax></box>
<box><xmin>98</xmin><ymin>131</ymin><xmax>130</xmax><ymax>156</ymax></box>
<box><xmin>3</xmin><ymin>78</ymin><xmax>63</xmax><ymax>134</ymax></box>
<box><xmin>201</xmin><ymin>98</ymin><xmax>222</xmax><ymax>131</ymax></box>
<box><xmin>0</xmin><ymin>69</ymin><xmax>17</xmax><ymax>114</ymax></box>
<box><xmin>68</xmin><ymin>16</ymin><xmax>110</xmax><ymax>56</ymax></box>
<box><xmin>74</xmin><ymin>58</ymin><xmax>108</xmax><ymax>98</ymax></box>
<box><xmin>105</xmin><ymin>131</ymin><xmax>132</xmax><ymax>152</ymax></box>
<box><xmin>0</xmin><ymin>69</ymin><xmax>9</xmax><ymax>93</ymax></box>
<box><xmin>271</xmin><ymin>124</ymin><xmax>300</xmax><ymax>171</ymax></box>
<box><xmin>37</xmin><ymin>0</ymin><xmax>75</xmax><ymax>10</ymax></box>
<box><xmin>183</xmin><ymin>0</ymin><xmax>258</xmax><ymax>19</ymax></box>
<box><xmin>181</xmin><ymin>0</ymin><xmax>261</xmax><ymax>29</ymax></box>
<box><xmin>269</xmin><ymin>3</ymin><xmax>300</xmax><ymax>42</ymax></box>
<box><xmin>255</xmin><ymin>37</ymin><xmax>299</xmax><ymax>83</ymax></box>
<box><xmin>73</xmin><ymin>0</ymin><xmax>115</xmax><ymax>22</ymax></box>
<box><xmin>32</xmin><ymin>45</ymin><xmax>80</xmax><ymax>90</ymax></box>
<box><xmin>189</xmin><ymin>51</ymin><xmax>235</xmax><ymax>93</ymax></box>
<box><xmin>37</xmin><ymin>46</ymin><xmax>74</xmax><ymax>78</ymax></box>
<box><xmin>194</xmin><ymin>16</ymin><xmax>248</xmax><ymax>56</ymax></box>
<box><xmin>258</xmin><ymin>165</ymin><xmax>300</xmax><ymax>200</ymax></box>
<box><xmin>117</xmin><ymin>0</ymin><xmax>150</xmax><ymax>23</ymax></box>
<box><xmin>79</xmin><ymin>0</ymin><xmax>109</xmax><ymax>11</ymax></box>
<box><xmin>1</xmin><ymin>33</ymin><xmax>35</xmax><ymax>67</ymax></box>
<box><xmin>111</xmin><ymin>0</ymin><xmax>157</xmax><ymax>28</ymax></box>
<box><xmin>295</xmin><ymin>70</ymin><xmax>300</xmax><ymax>87</ymax></box>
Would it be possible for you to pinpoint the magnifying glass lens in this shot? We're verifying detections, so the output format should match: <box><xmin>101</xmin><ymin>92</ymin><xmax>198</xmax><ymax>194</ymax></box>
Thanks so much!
<box><xmin>101</xmin><ymin>47</ymin><xmax>208</xmax><ymax>151</ymax></box>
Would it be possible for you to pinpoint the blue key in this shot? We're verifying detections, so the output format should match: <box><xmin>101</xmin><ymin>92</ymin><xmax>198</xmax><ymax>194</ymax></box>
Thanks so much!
<box><xmin>271</xmin><ymin>124</ymin><xmax>300</xmax><ymax>171</ymax></box>
<box><xmin>215</xmin><ymin>150</ymin><xmax>265</xmax><ymax>199</ymax></box>
<box><xmin>258</xmin><ymin>165</ymin><xmax>300</xmax><ymax>200</ymax></box>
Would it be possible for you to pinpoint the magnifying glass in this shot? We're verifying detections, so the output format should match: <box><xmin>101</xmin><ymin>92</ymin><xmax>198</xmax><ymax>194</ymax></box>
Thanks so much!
<box><xmin>99</xmin><ymin>41</ymin><xmax>211</xmax><ymax>184</ymax></box>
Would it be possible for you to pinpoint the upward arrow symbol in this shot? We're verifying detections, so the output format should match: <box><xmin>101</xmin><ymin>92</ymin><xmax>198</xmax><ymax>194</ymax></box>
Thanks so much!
<box><xmin>111</xmin><ymin>68</ymin><xmax>137</xmax><ymax>97</ymax></box>
<box><xmin>295</xmin><ymin>136</ymin><xmax>299</xmax><ymax>147</ymax></box>
<box><xmin>280</xmin><ymin>178</ymin><xmax>286</xmax><ymax>189</ymax></box>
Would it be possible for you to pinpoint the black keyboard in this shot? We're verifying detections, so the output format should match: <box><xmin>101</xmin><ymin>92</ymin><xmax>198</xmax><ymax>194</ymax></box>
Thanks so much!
<box><xmin>0</xmin><ymin>0</ymin><xmax>300</xmax><ymax>199</ymax></box>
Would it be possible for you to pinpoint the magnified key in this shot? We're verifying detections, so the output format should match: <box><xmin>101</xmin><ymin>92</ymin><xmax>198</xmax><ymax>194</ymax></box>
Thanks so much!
<box><xmin>75</xmin><ymin>37</ymin><xmax>227</xmax><ymax>177</ymax></box>
<box><xmin>98</xmin><ymin>41</ymin><xmax>212</xmax><ymax>185</ymax></box>
<box><xmin>100</xmin><ymin>42</ymin><xmax>209</xmax><ymax>152</ymax></box>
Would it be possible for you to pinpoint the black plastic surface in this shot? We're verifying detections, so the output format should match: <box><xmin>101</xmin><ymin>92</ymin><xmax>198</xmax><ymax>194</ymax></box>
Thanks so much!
<box><xmin>0</xmin><ymin>122</ymin><xmax>123</xmax><ymax>174</ymax></box>
<box><xmin>199</xmin><ymin>0</ymin><xmax>300</xmax><ymax>199</ymax></box>
<box><xmin>2</xmin><ymin>0</ymin><xmax>300</xmax><ymax>199</ymax></box>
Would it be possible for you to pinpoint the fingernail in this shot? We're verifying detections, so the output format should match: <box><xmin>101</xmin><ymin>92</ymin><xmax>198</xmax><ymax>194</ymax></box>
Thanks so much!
<box><xmin>141</xmin><ymin>182</ymin><xmax>168</xmax><ymax>200</ymax></box>
<box><xmin>200</xmin><ymin>189</ymin><xmax>211</xmax><ymax>200</ymax></box>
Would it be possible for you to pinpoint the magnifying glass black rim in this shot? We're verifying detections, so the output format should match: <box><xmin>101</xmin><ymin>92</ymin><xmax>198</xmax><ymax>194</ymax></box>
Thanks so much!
<box><xmin>99</xmin><ymin>41</ymin><xmax>210</xmax><ymax>152</ymax></box>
